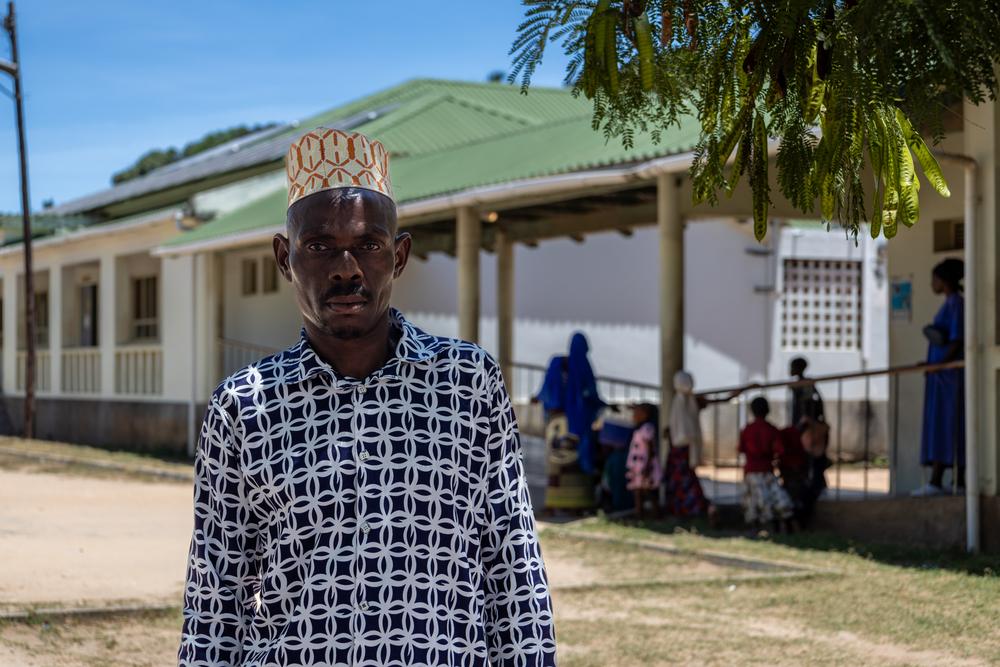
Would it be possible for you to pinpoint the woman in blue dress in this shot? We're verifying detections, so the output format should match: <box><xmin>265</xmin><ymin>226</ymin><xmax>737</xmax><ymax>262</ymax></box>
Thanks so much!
<box><xmin>913</xmin><ymin>258</ymin><xmax>965</xmax><ymax>497</ymax></box>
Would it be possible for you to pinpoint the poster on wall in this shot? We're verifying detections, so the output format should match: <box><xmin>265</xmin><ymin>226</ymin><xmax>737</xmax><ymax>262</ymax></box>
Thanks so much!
<box><xmin>890</xmin><ymin>277</ymin><xmax>912</xmax><ymax>321</ymax></box>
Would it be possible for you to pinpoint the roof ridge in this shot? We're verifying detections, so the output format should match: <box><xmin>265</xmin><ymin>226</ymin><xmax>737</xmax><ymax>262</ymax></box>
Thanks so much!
<box><xmin>447</xmin><ymin>96</ymin><xmax>535</xmax><ymax>126</ymax></box>
<box><xmin>397</xmin><ymin>112</ymin><xmax>596</xmax><ymax>161</ymax></box>
<box><xmin>403</xmin><ymin>77</ymin><xmax>573</xmax><ymax>95</ymax></box>
<box><xmin>364</xmin><ymin>93</ymin><xmax>538</xmax><ymax>149</ymax></box>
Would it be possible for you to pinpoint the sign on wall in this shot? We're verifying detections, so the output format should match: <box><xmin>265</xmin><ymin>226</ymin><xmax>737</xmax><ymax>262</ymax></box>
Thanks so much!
<box><xmin>890</xmin><ymin>277</ymin><xmax>913</xmax><ymax>322</ymax></box>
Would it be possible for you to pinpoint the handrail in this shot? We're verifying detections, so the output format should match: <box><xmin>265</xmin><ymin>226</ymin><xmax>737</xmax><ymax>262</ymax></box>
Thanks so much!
<box><xmin>697</xmin><ymin>360</ymin><xmax>966</xmax><ymax>398</ymax></box>
<box><xmin>511</xmin><ymin>360</ymin><xmax>663</xmax><ymax>392</ymax></box>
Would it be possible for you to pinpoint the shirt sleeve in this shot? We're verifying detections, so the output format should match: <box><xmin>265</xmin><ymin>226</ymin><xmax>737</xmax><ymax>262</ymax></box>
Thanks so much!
<box><xmin>480</xmin><ymin>362</ymin><xmax>558</xmax><ymax>666</ymax></box>
<box><xmin>178</xmin><ymin>391</ymin><xmax>261</xmax><ymax>667</ymax></box>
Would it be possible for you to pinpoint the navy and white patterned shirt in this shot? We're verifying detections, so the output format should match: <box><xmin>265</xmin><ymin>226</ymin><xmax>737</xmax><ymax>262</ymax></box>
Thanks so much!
<box><xmin>179</xmin><ymin>309</ymin><xmax>556</xmax><ymax>666</ymax></box>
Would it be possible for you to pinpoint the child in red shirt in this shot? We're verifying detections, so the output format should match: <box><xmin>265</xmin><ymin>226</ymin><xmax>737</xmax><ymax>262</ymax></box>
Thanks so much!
<box><xmin>739</xmin><ymin>397</ymin><xmax>794</xmax><ymax>529</ymax></box>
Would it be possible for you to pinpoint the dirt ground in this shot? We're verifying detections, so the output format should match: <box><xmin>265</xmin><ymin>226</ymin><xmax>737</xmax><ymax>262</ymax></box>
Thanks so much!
<box><xmin>0</xmin><ymin>465</ymin><xmax>191</xmax><ymax>612</ymax></box>
<box><xmin>1</xmin><ymin>452</ymin><xmax>996</xmax><ymax>667</ymax></box>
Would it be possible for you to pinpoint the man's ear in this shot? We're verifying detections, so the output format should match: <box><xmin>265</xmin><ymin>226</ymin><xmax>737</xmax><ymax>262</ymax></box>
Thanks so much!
<box><xmin>393</xmin><ymin>232</ymin><xmax>412</xmax><ymax>279</ymax></box>
<box><xmin>273</xmin><ymin>233</ymin><xmax>292</xmax><ymax>282</ymax></box>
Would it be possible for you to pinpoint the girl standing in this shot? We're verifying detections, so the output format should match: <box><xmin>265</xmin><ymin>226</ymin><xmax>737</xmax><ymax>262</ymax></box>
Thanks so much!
<box><xmin>626</xmin><ymin>403</ymin><xmax>663</xmax><ymax>519</ymax></box>
<box><xmin>913</xmin><ymin>258</ymin><xmax>965</xmax><ymax>496</ymax></box>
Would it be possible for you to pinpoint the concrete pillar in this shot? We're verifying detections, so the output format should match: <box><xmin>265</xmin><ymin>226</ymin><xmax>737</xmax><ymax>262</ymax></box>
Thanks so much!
<box><xmin>99</xmin><ymin>255</ymin><xmax>117</xmax><ymax>397</ymax></box>
<box><xmin>496</xmin><ymin>226</ymin><xmax>515</xmax><ymax>384</ymax></box>
<box><xmin>456</xmin><ymin>206</ymin><xmax>481</xmax><ymax>343</ymax></box>
<box><xmin>962</xmin><ymin>97</ymin><xmax>999</xmax><ymax>498</ymax></box>
<box><xmin>3</xmin><ymin>272</ymin><xmax>17</xmax><ymax>394</ymax></box>
<box><xmin>212</xmin><ymin>252</ymin><xmax>225</xmax><ymax>385</ymax></box>
<box><xmin>194</xmin><ymin>252</ymin><xmax>217</xmax><ymax>402</ymax></box>
<box><xmin>658</xmin><ymin>173</ymin><xmax>684</xmax><ymax>468</ymax></box>
<box><xmin>161</xmin><ymin>253</ymin><xmax>196</xmax><ymax>416</ymax></box>
<box><xmin>48</xmin><ymin>265</ymin><xmax>62</xmax><ymax>395</ymax></box>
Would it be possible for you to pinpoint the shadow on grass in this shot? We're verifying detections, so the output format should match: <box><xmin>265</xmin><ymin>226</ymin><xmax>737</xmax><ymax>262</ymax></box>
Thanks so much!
<box><xmin>592</xmin><ymin>514</ymin><xmax>1000</xmax><ymax>578</ymax></box>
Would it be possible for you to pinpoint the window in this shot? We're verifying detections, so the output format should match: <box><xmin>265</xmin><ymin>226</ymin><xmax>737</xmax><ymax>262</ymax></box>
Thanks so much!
<box><xmin>33</xmin><ymin>291</ymin><xmax>49</xmax><ymax>346</ymax></box>
<box><xmin>132</xmin><ymin>276</ymin><xmax>158</xmax><ymax>340</ymax></box>
<box><xmin>933</xmin><ymin>218</ymin><xmax>964</xmax><ymax>253</ymax></box>
<box><xmin>79</xmin><ymin>284</ymin><xmax>98</xmax><ymax>347</ymax></box>
<box><xmin>781</xmin><ymin>259</ymin><xmax>862</xmax><ymax>351</ymax></box>
<box><xmin>262</xmin><ymin>257</ymin><xmax>279</xmax><ymax>293</ymax></box>
<box><xmin>241</xmin><ymin>258</ymin><xmax>258</xmax><ymax>296</ymax></box>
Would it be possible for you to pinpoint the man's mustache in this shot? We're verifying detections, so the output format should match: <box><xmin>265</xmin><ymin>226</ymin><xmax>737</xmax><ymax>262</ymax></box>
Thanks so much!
<box><xmin>323</xmin><ymin>284</ymin><xmax>370</xmax><ymax>300</ymax></box>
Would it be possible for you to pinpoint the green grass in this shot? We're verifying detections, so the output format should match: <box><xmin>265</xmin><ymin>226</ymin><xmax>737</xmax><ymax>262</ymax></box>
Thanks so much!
<box><xmin>0</xmin><ymin>466</ymin><xmax>996</xmax><ymax>666</ymax></box>
<box><xmin>552</xmin><ymin>517</ymin><xmax>1000</xmax><ymax>665</ymax></box>
<box><xmin>0</xmin><ymin>437</ymin><xmax>192</xmax><ymax>483</ymax></box>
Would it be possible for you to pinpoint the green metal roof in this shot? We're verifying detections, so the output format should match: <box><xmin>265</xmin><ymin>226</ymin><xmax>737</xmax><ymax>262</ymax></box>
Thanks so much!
<box><xmin>292</xmin><ymin>79</ymin><xmax>594</xmax><ymax>145</ymax></box>
<box><xmin>0</xmin><ymin>212</ymin><xmax>97</xmax><ymax>245</ymax></box>
<box><xmin>50</xmin><ymin>78</ymin><xmax>593</xmax><ymax>219</ymax></box>
<box><xmin>160</xmin><ymin>79</ymin><xmax>702</xmax><ymax>249</ymax></box>
<box><xmin>241</xmin><ymin>78</ymin><xmax>595</xmax><ymax>161</ymax></box>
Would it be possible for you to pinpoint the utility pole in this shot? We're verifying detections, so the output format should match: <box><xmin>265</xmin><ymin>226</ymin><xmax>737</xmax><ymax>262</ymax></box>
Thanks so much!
<box><xmin>2</xmin><ymin>1</ymin><xmax>36</xmax><ymax>438</ymax></box>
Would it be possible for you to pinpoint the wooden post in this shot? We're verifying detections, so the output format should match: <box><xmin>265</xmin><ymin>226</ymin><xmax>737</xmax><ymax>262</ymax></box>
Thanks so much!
<box><xmin>658</xmin><ymin>173</ymin><xmax>684</xmax><ymax>477</ymax></box>
<box><xmin>496</xmin><ymin>225</ymin><xmax>514</xmax><ymax>384</ymax></box>
<box><xmin>456</xmin><ymin>206</ymin><xmax>480</xmax><ymax>343</ymax></box>
<box><xmin>5</xmin><ymin>2</ymin><xmax>36</xmax><ymax>437</ymax></box>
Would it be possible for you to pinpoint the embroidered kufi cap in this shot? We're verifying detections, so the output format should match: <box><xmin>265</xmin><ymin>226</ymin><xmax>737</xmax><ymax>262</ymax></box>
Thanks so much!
<box><xmin>285</xmin><ymin>127</ymin><xmax>393</xmax><ymax>209</ymax></box>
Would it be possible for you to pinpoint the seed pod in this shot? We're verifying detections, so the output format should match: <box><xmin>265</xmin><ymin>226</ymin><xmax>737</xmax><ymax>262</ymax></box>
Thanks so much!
<box><xmin>817</xmin><ymin>43</ymin><xmax>832</xmax><ymax>80</ymax></box>
<box><xmin>743</xmin><ymin>39</ymin><xmax>759</xmax><ymax>74</ymax></box>
<box><xmin>660</xmin><ymin>1</ymin><xmax>673</xmax><ymax>47</ymax></box>
<box><xmin>634</xmin><ymin>13</ymin><xmax>655</xmax><ymax>91</ymax></box>
<box><xmin>683</xmin><ymin>0</ymin><xmax>697</xmax><ymax>49</ymax></box>
<box><xmin>605</xmin><ymin>11</ymin><xmax>620</xmax><ymax>95</ymax></box>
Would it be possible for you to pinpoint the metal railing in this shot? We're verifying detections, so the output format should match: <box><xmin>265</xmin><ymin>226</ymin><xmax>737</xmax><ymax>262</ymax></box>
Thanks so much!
<box><xmin>61</xmin><ymin>347</ymin><xmax>101</xmax><ymax>394</ymax></box>
<box><xmin>115</xmin><ymin>344</ymin><xmax>163</xmax><ymax>395</ymax></box>
<box><xmin>218</xmin><ymin>338</ymin><xmax>278</xmax><ymax>378</ymax></box>
<box><xmin>512</xmin><ymin>358</ymin><xmax>964</xmax><ymax>503</ymax></box>
<box><xmin>697</xmin><ymin>360</ymin><xmax>965</xmax><ymax>502</ymax></box>
<box><xmin>510</xmin><ymin>362</ymin><xmax>661</xmax><ymax>405</ymax></box>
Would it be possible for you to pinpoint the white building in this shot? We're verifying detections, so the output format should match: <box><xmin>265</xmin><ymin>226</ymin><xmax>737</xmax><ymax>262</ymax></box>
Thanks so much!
<box><xmin>1</xmin><ymin>79</ymin><xmax>995</xmax><ymax>549</ymax></box>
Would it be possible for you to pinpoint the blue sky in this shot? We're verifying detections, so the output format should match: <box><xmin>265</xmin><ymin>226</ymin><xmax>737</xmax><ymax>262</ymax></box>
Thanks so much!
<box><xmin>0</xmin><ymin>1</ymin><xmax>572</xmax><ymax>212</ymax></box>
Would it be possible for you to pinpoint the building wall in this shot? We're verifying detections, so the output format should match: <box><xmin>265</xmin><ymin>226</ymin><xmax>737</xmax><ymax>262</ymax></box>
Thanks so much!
<box><xmin>886</xmin><ymin>133</ymin><xmax>969</xmax><ymax>494</ymax></box>
<box><xmin>115</xmin><ymin>252</ymin><xmax>161</xmax><ymax>345</ymax></box>
<box><xmin>60</xmin><ymin>262</ymin><xmax>100</xmax><ymax>348</ymax></box>
<box><xmin>192</xmin><ymin>170</ymin><xmax>285</xmax><ymax>219</ymax></box>
<box><xmin>962</xmin><ymin>98</ymin><xmax>1000</xmax><ymax>499</ymax></box>
<box><xmin>1</xmin><ymin>395</ymin><xmax>197</xmax><ymax>457</ymax></box>
<box><xmin>393</xmin><ymin>220</ymin><xmax>887</xmax><ymax>394</ymax></box>
<box><xmin>220</xmin><ymin>246</ymin><xmax>302</xmax><ymax>351</ymax></box>
<box><xmin>0</xmin><ymin>215</ymin><xmax>188</xmax><ymax>403</ymax></box>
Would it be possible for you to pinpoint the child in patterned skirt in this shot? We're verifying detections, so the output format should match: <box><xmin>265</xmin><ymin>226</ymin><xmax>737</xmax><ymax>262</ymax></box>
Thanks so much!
<box><xmin>625</xmin><ymin>403</ymin><xmax>663</xmax><ymax>519</ymax></box>
<box><xmin>739</xmin><ymin>397</ymin><xmax>794</xmax><ymax>531</ymax></box>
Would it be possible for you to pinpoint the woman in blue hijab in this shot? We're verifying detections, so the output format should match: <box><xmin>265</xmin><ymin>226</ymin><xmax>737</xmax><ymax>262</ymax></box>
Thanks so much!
<box><xmin>534</xmin><ymin>332</ymin><xmax>607</xmax><ymax>512</ymax></box>
<box><xmin>564</xmin><ymin>333</ymin><xmax>607</xmax><ymax>474</ymax></box>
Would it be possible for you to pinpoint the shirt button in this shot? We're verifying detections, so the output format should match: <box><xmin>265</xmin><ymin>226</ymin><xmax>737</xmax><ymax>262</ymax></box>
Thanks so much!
<box><xmin>355</xmin><ymin>385</ymin><xmax>365</xmax><ymax>394</ymax></box>
<box><xmin>359</xmin><ymin>451</ymin><xmax>370</xmax><ymax>461</ymax></box>
<box><xmin>361</xmin><ymin>523</ymin><xmax>371</xmax><ymax>534</ymax></box>
<box><xmin>359</xmin><ymin>601</ymin><xmax>369</xmax><ymax>612</ymax></box>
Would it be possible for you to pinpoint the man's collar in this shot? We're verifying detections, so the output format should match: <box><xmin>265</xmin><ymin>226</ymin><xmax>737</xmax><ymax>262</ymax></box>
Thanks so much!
<box><xmin>281</xmin><ymin>308</ymin><xmax>443</xmax><ymax>386</ymax></box>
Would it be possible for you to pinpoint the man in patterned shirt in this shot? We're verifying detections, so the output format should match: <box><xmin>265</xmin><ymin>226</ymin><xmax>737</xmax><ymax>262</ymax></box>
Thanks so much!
<box><xmin>178</xmin><ymin>128</ymin><xmax>557</xmax><ymax>666</ymax></box>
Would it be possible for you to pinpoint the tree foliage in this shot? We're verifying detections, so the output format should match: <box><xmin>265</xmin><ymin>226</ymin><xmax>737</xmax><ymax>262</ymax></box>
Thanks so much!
<box><xmin>111</xmin><ymin>123</ymin><xmax>278</xmax><ymax>185</ymax></box>
<box><xmin>511</xmin><ymin>1</ymin><xmax>1000</xmax><ymax>240</ymax></box>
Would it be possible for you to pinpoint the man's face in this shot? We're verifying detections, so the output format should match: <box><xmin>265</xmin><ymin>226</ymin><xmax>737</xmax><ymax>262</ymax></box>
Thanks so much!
<box><xmin>273</xmin><ymin>189</ymin><xmax>411</xmax><ymax>340</ymax></box>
